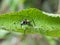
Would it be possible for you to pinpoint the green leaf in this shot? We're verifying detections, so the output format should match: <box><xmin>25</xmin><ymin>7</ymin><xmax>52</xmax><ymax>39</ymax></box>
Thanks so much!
<box><xmin>0</xmin><ymin>8</ymin><xmax>60</xmax><ymax>37</ymax></box>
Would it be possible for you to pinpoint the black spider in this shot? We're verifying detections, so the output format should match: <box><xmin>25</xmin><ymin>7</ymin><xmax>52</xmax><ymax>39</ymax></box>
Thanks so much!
<box><xmin>21</xmin><ymin>19</ymin><xmax>32</xmax><ymax>26</ymax></box>
<box><xmin>20</xmin><ymin>19</ymin><xmax>35</xmax><ymax>36</ymax></box>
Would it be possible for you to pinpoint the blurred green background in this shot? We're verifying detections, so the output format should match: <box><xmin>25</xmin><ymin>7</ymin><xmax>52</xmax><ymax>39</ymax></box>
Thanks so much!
<box><xmin>0</xmin><ymin>0</ymin><xmax>60</xmax><ymax>13</ymax></box>
<box><xmin>0</xmin><ymin>0</ymin><xmax>60</xmax><ymax>45</ymax></box>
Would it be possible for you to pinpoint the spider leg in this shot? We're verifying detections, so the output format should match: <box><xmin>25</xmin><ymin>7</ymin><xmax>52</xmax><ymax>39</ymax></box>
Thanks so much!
<box><xmin>32</xmin><ymin>18</ymin><xmax>36</xmax><ymax>26</ymax></box>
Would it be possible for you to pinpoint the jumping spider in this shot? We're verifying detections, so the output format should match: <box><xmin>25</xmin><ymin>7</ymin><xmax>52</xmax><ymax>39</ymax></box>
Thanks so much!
<box><xmin>21</xmin><ymin>19</ymin><xmax>32</xmax><ymax>26</ymax></box>
<box><xmin>20</xmin><ymin>19</ymin><xmax>35</xmax><ymax>35</ymax></box>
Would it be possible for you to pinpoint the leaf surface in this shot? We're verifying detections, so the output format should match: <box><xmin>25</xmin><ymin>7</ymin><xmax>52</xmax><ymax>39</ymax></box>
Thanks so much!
<box><xmin>0</xmin><ymin>8</ymin><xmax>60</xmax><ymax>37</ymax></box>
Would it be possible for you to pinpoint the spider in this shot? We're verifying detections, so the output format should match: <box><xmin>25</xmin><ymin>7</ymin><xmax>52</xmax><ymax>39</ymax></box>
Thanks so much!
<box><xmin>21</xmin><ymin>19</ymin><xmax>32</xmax><ymax>26</ymax></box>
<box><xmin>20</xmin><ymin>19</ymin><xmax>36</xmax><ymax>35</ymax></box>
